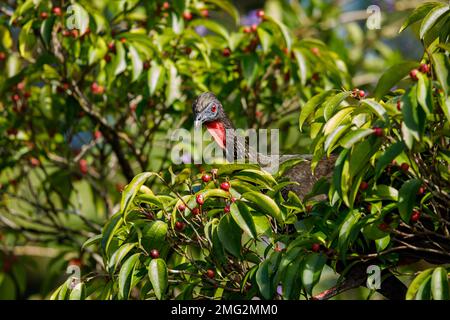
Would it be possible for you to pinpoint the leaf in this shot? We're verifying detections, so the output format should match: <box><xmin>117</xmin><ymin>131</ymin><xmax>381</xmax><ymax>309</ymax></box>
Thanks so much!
<box><xmin>257</xmin><ymin>27</ymin><xmax>272</xmax><ymax>54</ymax></box>
<box><xmin>293</xmin><ymin>48</ymin><xmax>307</xmax><ymax>85</ymax></box>
<box><xmin>229</xmin><ymin>202</ymin><xmax>257</xmax><ymax>239</ymax></box>
<box><xmin>142</xmin><ymin>220</ymin><xmax>168</xmax><ymax>252</ymax></box>
<box><xmin>431</xmin><ymin>52</ymin><xmax>449</xmax><ymax>96</ymax></box>
<box><xmin>373</xmin><ymin>62</ymin><xmax>419</xmax><ymax>100</ymax></box>
<box><xmin>323</xmin><ymin>92</ymin><xmax>351</xmax><ymax>121</ymax></box>
<box><xmin>112</xmin><ymin>41</ymin><xmax>127</xmax><ymax>76</ymax></box>
<box><xmin>242</xmin><ymin>191</ymin><xmax>283</xmax><ymax>224</ymax></box>
<box><xmin>118</xmin><ymin>253</ymin><xmax>141</xmax><ymax>299</ymax></box>
<box><xmin>416</xmin><ymin>73</ymin><xmax>431</xmax><ymax>115</ymax></box>
<box><xmin>191</xmin><ymin>19</ymin><xmax>229</xmax><ymax>40</ymax></box>
<box><xmin>107</xmin><ymin>243</ymin><xmax>137</xmax><ymax>273</ymax></box>
<box><xmin>431</xmin><ymin>267</ymin><xmax>449</xmax><ymax>300</ymax></box>
<box><xmin>361</xmin><ymin>100</ymin><xmax>389</xmax><ymax>123</ymax></box>
<box><xmin>406</xmin><ymin>268</ymin><xmax>434</xmax><ymax>300</ymax></box>
<box><xmin>255</xmin><ymin>259</ymin><xmax>273</xmax><ymax>299</ymax></box>
<box><xmin>323</xmin><ymin>107</ymin><xmax>354</xmax><ymax>135</ymax></box>
<box><xmin>148</xmin><ymin>259</ymin><xmax>168</xmax><ymax>300</ymax></box>
<box><xmin>147</xmin><ymin>61</ymin><xmax>165</xmax><ymax>96</ymax></box>
<box><xmin>40</xmin><ymin>16</ymin><xmax>56</xmax><ymax>48</ymax></box>
<box><xmin>415</xmin><ymin>275</ymin><xmax>432</xmax><ymax>300</ymax></box>
<box><xmin>398</xmin><ymin>179</ymin><xmax>423</xmax><ymax>223</ymax></box>
<box><xmin>128</xmin><ymin>44</ymin><xmax>143</xmax><ymax>82</ymax></box>
<box><xmin>101</xmin><ymin>212</ymin><xmax>123</xmax><ymax>256</ymax></box>
<box><xmin>217</xmin><ymin>214</ymin><xmax>242</xmax><ymax>258</ymax></box>
<box><xmin>68</xmin><ymin>3</ymin><xmax>90</xmax><ymax>35</ymax></box>
<box><xmin>399</xmin><ymin>2</ymin><xmax>439</xmax><ymax>32</ymax></box>
<box><xmin>301</xmin><ymin>253</ymin><xmax>327</xmax><ymax>295</ymax></box>
<box><xmin>82</xmin><ymin>234</ymin><xmax>102</xmax><ymax>249</ymax></box>
<box><xmin>165</xmin><ymin>61</ymin><xmax>181</xmax><ymax>105</ymax></box>
<box><xmin>69</xmin><ymin>283</ymin><xmax>86</xmax><ymax>300</ymax></box>
<box><xmin>265</xmin><ymin>16</ymin><xmax>292</xmax><ymax>50</ymax></box>
<box><xmin>205</xmin><ymin>0</ymin><xmax>240</xmax><ymax>25</ymax></box>
<box><xmin>324</xmin><ymin>124</ymin><xmax>350</xmax><ymax>155</ymax></box>
<box><xmin>419</xmin><ymin>4</ymin><xmax>450</xmax><ymax>39</ymax></box>
<box><xmin>120</xmin><ymin>172</ymin><xmax>156</xmax><ymax>219</ymax></box>
<box><xmin>241</xmin><ymin>54</ymin><xmax>259</xmax><ymax>87</ymax></box>
<box><xmin>338</xmin><ymin>210</ymin><xmax>361</xmax><ymax>258</ymax></box>
<box><xmin>375</xmin><ymin>141</ymin><xmax>405</xmax><ymax>178</ymax></box>
<box><xmin>18</xmin><ymin>20</ymin><xmax>36</xmax><ymax>61</ymax></box>
<box><xmin>339</xmin><ymin>129</ymin><xmax>374</xmax><ymax>149</ymax></box>
<box><xmin>299</xmin><ymin>91</ymin><xmax>335</xmax><ymax>131</ymax></box>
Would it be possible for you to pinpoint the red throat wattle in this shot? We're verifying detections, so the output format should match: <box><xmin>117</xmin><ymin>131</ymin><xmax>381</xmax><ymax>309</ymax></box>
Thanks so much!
<box><xmin>205</xmin><ymin>121</ymin><xmax>226</xmax><ymax>149</ymax></box>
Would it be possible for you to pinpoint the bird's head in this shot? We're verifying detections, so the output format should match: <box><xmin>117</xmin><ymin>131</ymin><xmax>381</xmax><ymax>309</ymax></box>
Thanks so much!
<box><xmin>192</xmin><ymin>92</ymin><xmax>224</xmax><ymax>129</ymax></box>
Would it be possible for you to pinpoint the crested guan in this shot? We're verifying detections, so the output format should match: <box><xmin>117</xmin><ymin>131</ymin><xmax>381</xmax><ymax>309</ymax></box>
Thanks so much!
<box><xmin>192</xmin><ymin>92</ymin><xmax>409</xmax><ymax>300</ymax></box>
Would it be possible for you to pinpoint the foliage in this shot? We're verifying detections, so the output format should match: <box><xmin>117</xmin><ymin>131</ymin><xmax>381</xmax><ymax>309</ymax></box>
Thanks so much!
<box><xmin>0</xmin><ymin>0</ymin><xmax>449</xmax><ymax>300</ymax></box>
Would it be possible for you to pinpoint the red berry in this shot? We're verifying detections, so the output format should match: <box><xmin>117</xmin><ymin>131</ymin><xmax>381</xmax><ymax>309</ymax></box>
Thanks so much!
<box><xmin>417</xmin><ymin>186</ymin><xmax>426</xmax><ymax>195</ymax></box>
<box><xmin>419</xmin><ymin>64</ymin><xmax>429</xmax><ymax>74</ymax></box>
<box><xmin>311</xmin><ymin>243</ymin><xmax>320</xmax><ymax>252</ymax></box>
<box><xmin>200</xmin><ymin>9</ymin><xmax>209</xmax><ymax>18</ymax></box>
<box><xmin>311</xmin><ymin>47</ymin><xmax>320</xmax><ymax>56</ymax></box>
<box><xmin>202</xmin><ymin>174</ymin><xmax>211</xmax><ymax>183</ymax></box>
<box><xmin>178</xmin><ymin>204</ymin><xmax>186</xmax><ymax>211</ymax></box>
<box><xmin>224</xmin><ymin>205</ymin><xmax>230</xmax><ymax>213</ymax></box>
<box><xmin>0</xmin><ymin>52</ymin><xmax>6</xmax><ymax>60</ymax></box>
<box><xmin>104</xmin><ymin>54</ymin><xmax>111</xmax><ymax>62</ymax></box>
<box><xmin>162</xmin><ymin>2</ymin><xmax>170</xmax><ymax>10</ymax></box>
<box><xmin>185</xmin><ymin>47</ymin><xmax>192</xmax><ymax>55</ymax></box>
<box><xmin>183</xmin><ymin>11</ymin><xmax>193</xmax><ymax>21</ymax></box>
<box><xmin>30</xmin><ymin>157</ymin><xmax>40</xmax><ymax>167</ymax></box>
<box><xmin>378</xmin><ymin>222</ymin><xmax>389</xmax><ymax>231</ymax></box>
<box><xmin>40</xmin><ymin>12</ymin><xmax>48</xmax><ymax>19</ymax></box>
<box><xmin>222</xmin><ymin>47</ymin><xmax>231</xmax><ymax>57</ymax></box>
<box><xmin>62</xmin><ymin>30</ymin><xmax>71</xmax><ymax>37</ymax></box>
<box><xmin>120</xmin><ymin>37</ymin><xmax>126</xmax><ymax>43</ymax></box>
<box><xmin>24</xmin><ymin>91</ymin><xmax>31</xmax><ymax>99</ymax></box>
<box><xmin>16</xmin><ymin>81</ymin><xmax>26</xmax><ymax>91</ymax></box>
<box><xmin>257</xmin><ymin>10</ymin><xmax>265</xmax><ymax>18</ymax></box>
<box><xmin>243</xmin><ymin>26</ymin><xmax>251</xmax><ymax>33</ymax></box>
<box><xmin>400</xmin><ymin>162</ymin><xmax>410</xmax><ymax>172</ymax></box>
<box><xmin>12</xmin><ymin>94</ymin><xmax>20</xmax><ymax>102</ymax></box>
<box><xmin>150</xmin><ymin>249</ymin><xmax>160</xmax><ymax>259</ymax></box>
<box><xmin>230</xmin><ymin>197</ymin><xmax>236</xmax><ymax>203</ymax></box>
<box><xmin>411</xmin><ymin>209</ymin><xmax>421</xmax><ymax>222</ymax></box>
<box><xmin>192</xmin><ymin>207</ymin><xmax>200</xmax><ymax>215</ymax></box>
<box><xmin>206</xmin><ymin>269</ymin><xmax>215</xmax><ymax>279</ymax></box>
<box><xmin>251</xmin><ymin>24</ymin><xmax>258</xmax><ymax>32</ymax></box>
<box><xmin>71</xmin><ymin>29</ymin><xmax>79</xmax><ymax>38</ymax></box>
<box><xmin>143</xmin><ymin>61</ymin><xmax>150</xmax><ymax>70</ymax></box>
<box><xmin>373</xmin><ymin>127</ymin><xmax>384</xmax><ymax>137</ymax></box>
<box><xmin>397</xmin><ymin>101</ymin><xmax>401</xmax><ymax>111</ymax></box>
<box><xmin>220</xmin><ymin>182</ymin><xmax>230</xmax><ymax>191</ymax></box>
<box><xmin>52</xmin><ymin>7</ymin><xmax>62</xmax><ymax>16</ymax></box>
<box><xmin>175</xmin><ymin>221</ymin><xmax>185</xmax><ymax>231</ymax></box>
<box><xmin>359</xmin><ymin>181</ymin><xmax>369</xmax><ymax>191</ymax></box>
<box><xmin>409</xmin><ymin>69</ymin><xmax>419</xmax><ymax>81</ymax></box>
<box><xmin>94</xmin><ymin>130</ymin><xmax>102</xmax><ymax>140</ymax></box>
<box><xmin>358</xmin><ymin>90</ymin><xmax>365</xmax><ymax>98</ymax></box>
<box><xmin>196</xmin><ymin>194</ymin><xmax>204</xmax><ymax>205</ymax></box>
<box><xmin>108</xmin><ymin>42</ymin><xmax>116</xmax><ymax>52</ymax></box>
<box><xmin>79</xmin><ymin>159</ymin><xmax>88</xmax><ymax>175</ymax></box>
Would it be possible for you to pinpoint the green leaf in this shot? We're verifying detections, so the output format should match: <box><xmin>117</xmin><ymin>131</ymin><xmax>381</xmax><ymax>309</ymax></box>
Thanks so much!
<box><xmin>416</xmin><ymin>73</ymin><xmax>431</xmax><ymax>115</ymax></box>
<box><xmin>68</xmin><ymin>3</ymin><xmax>90</xmax><ymax>35</ymax></box>
<box><xmin>217</xmin><ymin>214</ymin><xmax>242</xmax><ymax>258</ymax></box>
<box><xmin>431</xmin><ymin>267</ymin><xmax>449</xmax><ymax>300</ymax></box>
<box><xmin>323</xmin><ymin>92</ymin><xmax>351</xmax><ymax>121</ymax></box>
<box><xmin>82</xmin><ymin>234</ymin><xmax>102</xmax><ymax>249</ymax></box>
<box><xmin>431</xmin><ymin>52</ymin><xmax>449</xmax><ymax>96</ymax></box>
<box><xmin>121</xmin><ymin>172</ymin><xmax>156</xmax><ymax>219</ymax></box>
<box><xmin>299</xmin><ymin>91</ymin><xmax>335</xmax><ymax>131</ymax></box>
<box><xmin>293</xmin><ymin>48</ymin><xmax>307</xmax><ymax>85</ymax></box>
<box><xmin>301</xmin><ymin>253</ymin><xmax>327</xmax><ymax>295</ymax></box>
<box><xmin>147</xmin><ymin>61</ymin><xmax>165</xmax><ymax>96</ymax></box>
<box><xmin>19</xmin><ymin>20</ymin><xmax>36</xmax><ymax>61</ymax></box>
<box><xmin>242</xmin><ymin>191</ymin><xmax>283</xmax><ymax>224</ymax></box>
<box><xmin>112</xmin><ymin>41</ymin><xmax>127</xmax><ymax>76</ymax></box>
<box><xmin>128</xmin><ymin>44</ymin><xmax>143</xmax><ymax>82</ymax></box>
<box><xmin>406</xmin><ymin>268</ymin><xmax>434</xmax><ymax>299</ymax></box>
<box><xmin>118</xmin><ymin>253</ymin><xmax>141</xmax><ymax>299</ymax></box>
<box><xmin>148</xmin><ymin>258</ymin><xmax>168</xmax><ymax>300</ymax></box>
<box><xmin>191</xmin><ymin>19</ymin><xmax>229</xmax><ymax>40</ymax></box>
<box><xmin>229</xmin><ymin>202</ymin><xmax>257</xmax><ymax>239</ymax></box>
<box><xmin>205</xmin><ymin>0</ymin><xmax>240</xmax><ymax>25</ymax></box>
<box><xmin>265</xmin><ymin>16</ymin><xmax>292</xmax><ymax>50</ymax></box>
<box><xmin>165</xmin><ymin>60</ymin><xmax>181</xmax><ymax>105</ymax></box>
<box><xmin>324</xmin><ymin>124</ymin><xmax>350</xmax><ymax>155</ymax></box>
<box><xmin>142</xmin><ymin>220</ymin><xmax>168</xmax><ymax>252</ymax></box>
<box><xmin>339</xmin><ymin>129</ymin><xmax>374</xmax><ymax>149</ymax></box>
<box><xmin>375</xmin><ymin>142</ymin><xmax>405</xmax><ymax>178</ymax></box>
<box><xmin>374</xmin><ymin>62</ymin><xmax>419</xmax><ymax>100</ymax></box>
<box><xmin>338</xmin><ymin>210</ymin><xmax>361</xmax><ymax>258</ymax></box>
<box><xmin>101</xmin><ymin>212</ymin><xmax>123</xmax><ymax>255</ymax></box>
<box><xmin>323</xmin><ymin>107</ymin><xmax>354</xmax><ymax>135</ymax></box>
<box><xmin>399</xmin><ymin>2</ymin><xmax>439</xmax><ymax>32</ymax></box>
<box><xmin>40</xmin><ymin>16</ymin><xmax>56</xmax><ymax>48</ymax></box>
<box><xmin>256</xmin><ymin>259</ymin><xmax>273</xmax><ymax>299</ymax></box>
<box><xmin>419</xmin><ymin>4</ymin><xmax>450</xmax><ymax>39</ymax></box>
<box><xmin>398</xmin><ymin>179</ymin><xmax>423</xmax><ymax>223</ymax></box>
<box><xmin>361</xmin><ymin>100</ymin><xmax>389</xmax><ymax>123</ymax></box>
<box><xmin>69</xmin><ymin>283</ymin><xmax>86</xmax><ymax>300</ymax></box>
<box><xmin>107</xmin><ymin>243</ymin><xmax>137</xmax><ymax>273</ymax></box>
<box><xmin>241</xmin><ymin>54</ymin><xmax>259</xmax><ymax>87</ymax></box>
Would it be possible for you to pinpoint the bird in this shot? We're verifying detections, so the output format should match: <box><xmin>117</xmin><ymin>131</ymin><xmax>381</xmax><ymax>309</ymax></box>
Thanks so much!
<box><xmin>192</xmin><ymin>92</ymin><xmax>336</xmax><ymax>200</ymax></box>
<box><xmin>192</xmin><ymin>92</ymin><xmax>410</xmax><ymax>300</ymax></box>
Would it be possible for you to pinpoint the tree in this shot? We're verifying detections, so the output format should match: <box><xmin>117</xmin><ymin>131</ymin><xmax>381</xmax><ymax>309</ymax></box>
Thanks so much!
<box><xmin>0</xmin><ymin>0</ymin><xmax>449</xmax><ymax>300</ymax></box>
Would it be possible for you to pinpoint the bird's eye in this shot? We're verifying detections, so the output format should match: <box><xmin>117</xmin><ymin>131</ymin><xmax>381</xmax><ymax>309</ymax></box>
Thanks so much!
<box><xmin>211</xmin><ymin>105</ymin><xmax>217</xmax><ymax>112</ymax></box>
